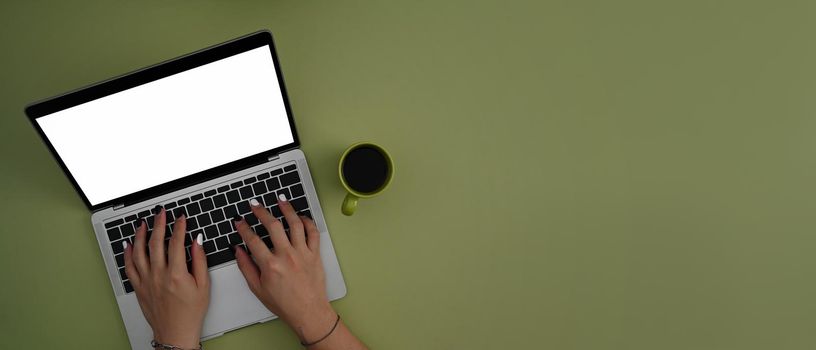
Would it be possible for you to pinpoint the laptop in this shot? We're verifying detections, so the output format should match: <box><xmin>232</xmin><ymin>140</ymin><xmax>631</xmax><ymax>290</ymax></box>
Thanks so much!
<box><xmin>24</xmin><ymin>30</ymin><xmax>347</xmax><ymax>349</ymax></box>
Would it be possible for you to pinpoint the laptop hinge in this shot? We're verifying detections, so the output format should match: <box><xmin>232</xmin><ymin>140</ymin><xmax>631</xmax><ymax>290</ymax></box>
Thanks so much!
<box><xmin>268</xmin><ymin>155</ymin><xmax>280</xmax><ymax>162</ymax></box>
<box><xmin>113</xmin><ymin>203</ymin><xmax>125</xmax><ymax>211</ymax></box>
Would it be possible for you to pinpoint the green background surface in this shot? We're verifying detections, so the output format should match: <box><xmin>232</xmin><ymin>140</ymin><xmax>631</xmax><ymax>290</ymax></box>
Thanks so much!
<box><xmin>1</xmin><ymin>1</ymin><xmax>814</xmax><ymax>349</ymax></box>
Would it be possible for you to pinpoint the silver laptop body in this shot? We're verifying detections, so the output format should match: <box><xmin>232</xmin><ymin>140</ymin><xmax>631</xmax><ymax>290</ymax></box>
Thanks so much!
<box><xmin>25</xmin><ymin>31</ymin><xmax>346</xmax><ymax>349</ymax></box>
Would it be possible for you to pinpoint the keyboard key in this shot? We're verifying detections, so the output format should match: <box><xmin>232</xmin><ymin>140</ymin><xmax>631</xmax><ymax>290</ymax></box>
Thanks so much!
<box><xmin>244</xmin><ymin>177</ymin><xmax>257</xmax><ymax>185</ymax></box>
<box><xmin>223</xmin><ymin>205</ymin><xmax>238</xmax><ymax>219</ymax></box>
<box><xmin>115</xmin><ymin>253</ymin><xmax>125</xmax><ymax>267</ymax></box>
<box><xmin>271</xmin><ymin>168</ymin><xmax>283</xmax><ymax>176</ymax></box>
<box><xmin>120</xmin><ymin>223</ymin><xmax>134</xmax><ymax>237</ymax></box>
<box><xmin>237</xmin><ymin>201</ymin><xmax>251</xmax><ymax>214</ymax></box>
<box><xmin>197</xmin><ymin>213</ymin><xmax>212</xmax><ymax>227</ymax></box>
<box><xmin>165</xmin><ymin>202</ymin><xmax>177</xmax><ymax>210</ymax></box>
<box><xmin>119</xmin><ymin>267</ymin><xmax>127</xmax><ymax>280</ymax></box>
<box><xmin>199</xmin><ymin>198</ymin><xmax>214</xmax><ymax>212</ymax></box>
<box><xmin>230</xmin><ymin>181</ymin><xmax>243</xmax><ymax>189</ymax></box>
<box><xmin>239</xmin><ymin>186</ymin><xmax>254</xmax><ymax>200</ymax></box>
<box><xmin>215</xmin><ymin>236</ymin><xmax>230</xmax><ymax>250</ymax></box>
<box><xmin>123</xmin><ymin>280</ymin><xmax>133</xmax><ymax>293</ymax></box>
<box><xmin>284</xmin><ymin>164</ymin><xmax>296</xmax><ymax>172</ymax></box>
<box><xmin>203</xmin><ymin>240</ymin><xmax>217</xmax><ymax>254</ymax></box>
<box><xmin>107</xmin><ymin>227</ymin><xmax>121</xmax><ymax>241</ymax></box>
<box><xmin>276</xmin><ymin>188</ymin><xmax>291</xmax><ymax>201</ymax></box>
<box><xmin>217</xmin><ymin>185</ymin><xmax>230</xmax><ymax>193</ymax></box>
<box><xmin>105</xmin><ymin>219</ymin><xmax>124</xmax><ymax>229</ymax></box>
<box><xmin>280</xmin><ymin>171</ymin><xmax>300</xmax><ymax>186</ymax></box>
<box><xmin>228</xmin><ymin>233</ymin><xmax>243</xmax><ymax>245</ymax></box>
<box><xmin>246</xmin><ymin>213</ymin><xmax>259</xmax><ymax>226</ymax></box>
<box><xmin>299</xmin><ymin>210</ymin><xmax>312</xmax><ymax>219</ymax></box>
<box><xmin>261</xmin><ymin>236</ymin><xmax>273</xmax><ymax>249</ymax></box>
<box><xmin>191</xmin><ymin>193</ymin><xmax>203</xmax><ymax>201</ymax></box>
<box><xmin>256</xmin><ymin>224</ymin><xmax>268</xmax><ymax>236</ymax></box>
<box><xmin>178</xmin><ymin>198</ymin><xmax>191</xmax><ymax>205</ymax></box>
<box><xmin>218</xmin><ymin>221</ymin><xmax>234</xmax><ymax>235</ymax></box>
<box><xmin>213</xmin><ymin>194</ymin><xmax>227</xmax><ymax>208</ymax></box>
<box><xmin>173</xmin><ymin>207</ymin><xmax>187</xmax><ymax>219</ymax></box>
<box><xmin>151</xmin><ymin>206</ymin><xmax>162</xmax><ymax>215</ymax></box>
<box><xmin>186</xmin><ymin>202</ymin><xmax>201</xmax><ymax>216</ymax></box>
<box><xmin>187</xmin><ymin>216</ymin><xmax>198</xmax><ymax>230</ymax></box>
<box><xmin>166</xmin><ymin>210</ymin><xmax>175</xmax><ymax>223</ymax></box>
<box><xmin>111</xmin><ymin>239</ymin><xmax>125</xmax><ymax>254</ymax></box>
<box><xmin>210</xmin><ymin>208</ymin><xmax>225</xmax><ymax>223</ymax></box>
<box><xmin>263</xmin><ymin>192</ymin><xmax>277</xmax><ymax>206</ymax></box>
<box><xmin>204</xmin><ymin>190</ymin><xmax>217</xmax><ymax>197</ymax></box>
<box><xmin>205</xmin><ymin>249</ymin><xmax>235</xmax><ymax>267</ymax></box>
<box><xmin>270</xmin><ymin>205</ymin><xmax>283</xmax><ymax>218</ymax></box>
<box><xmin>290</xmin><ymin>184</ymin><xmax>305</xmax><ymax>198</ymax></box>
<box><xmin>226</xmin><ymin>190</ymin><xmax>240</xmax><ymax>203</ymax></box>
<box><xmin>257</xmin><ymin>172</ymin><xmax>270</xmax><ymax>180</ymax></box>
<box><xmin>146</xmin><ymin>215</ymin><xmax>155</xmax><ymax>229</ymax></box>
<box><xmin>125</xmin><ymin>214</ymin><xmax>138</xmax><ymax>222</ymax></box>
<box><xmin>254</xmin><ymin>196</ymin><xmax>266</xmax><ymax>207</ymax></box>
<box><xmin>204</xmin><ymin>225</ymin><xmax>220</xmax><ymax>240</ymax></box>
<box><xmin>291</xmin><ymin>197</ymin><xmax>309</xmax><ymax>212</ymax></box>
<box><xmin>266</xmin><ymin>177</ymin><xmax>281</xmax><ymax>191</ymax></box>
<box><xmin>252</xmin><ymin>181</ymin><xmax>267</xmax><ymax>195</ymax></box>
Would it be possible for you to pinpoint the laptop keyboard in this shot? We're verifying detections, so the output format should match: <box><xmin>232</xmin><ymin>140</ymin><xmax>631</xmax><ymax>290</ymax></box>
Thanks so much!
<box><xmin>103</xmin><ymin>163</ymin><xmax>312</xmax><ymax>293</ymax></box>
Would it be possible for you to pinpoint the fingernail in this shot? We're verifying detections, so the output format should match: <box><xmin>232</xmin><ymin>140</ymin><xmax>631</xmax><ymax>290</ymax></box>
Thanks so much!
<box><xmin>153</xmin><ymin>205</ymin><xmax>163</xmax><ymax>214</ymax></box>
<box><xmin>249</xmin><ymin>198</ymin><xmax>260</xmax><ymax>207</ymax></box>
<box><xmin>122</xmin><ymin>240</ymin><xmax>128</xmax><ymax>249</ymax></box>
<box><xmin>278</xmin><ymin>193</ymin><xmax>287</xmax><ymax>202</ymax></box>
<box><xmin>232</xmin><ymin>215</ymin><xmax>243</xmax><ymax>223</ymax></box>
<box><xmin>196</xmin><ymin>233</ymin><xmax>203</xmax><ymax>246</ymax></box>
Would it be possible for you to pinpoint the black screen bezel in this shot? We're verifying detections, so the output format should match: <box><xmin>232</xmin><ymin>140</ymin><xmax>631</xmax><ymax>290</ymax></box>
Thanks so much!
<box><xmin>24</xmin><ymin>30</ymin><xmax>300</xmax><ymax>211</ymax></box>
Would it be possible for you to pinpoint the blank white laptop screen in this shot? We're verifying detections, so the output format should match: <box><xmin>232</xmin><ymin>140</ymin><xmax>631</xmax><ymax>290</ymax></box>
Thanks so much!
<box><xmin>36</xmin><ymin>46</ymin><xmax>294</xmax><ymax>206</ymax></box>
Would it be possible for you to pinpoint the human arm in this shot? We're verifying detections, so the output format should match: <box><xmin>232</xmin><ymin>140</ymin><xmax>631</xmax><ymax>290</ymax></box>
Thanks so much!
<box><xmin>123</xmin><ymin>208</ymin><xmax>210</xmax><ymax>349</ymax></box>
<box><xmin>234</xmin><ymin>197</ymin><xmax>368</xmax><ymax>349</ymax></box>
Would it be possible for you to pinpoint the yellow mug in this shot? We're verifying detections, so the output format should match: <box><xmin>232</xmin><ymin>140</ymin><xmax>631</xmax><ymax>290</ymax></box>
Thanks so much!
<box><xmin>338</xmin><ymin>142</ymin><xmax>394</xmax><ymax>216</ymax></box>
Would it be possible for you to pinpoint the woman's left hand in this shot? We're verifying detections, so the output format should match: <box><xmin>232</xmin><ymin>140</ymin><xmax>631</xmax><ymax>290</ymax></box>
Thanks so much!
<box><xmin>123</xmin><ymin>208</ymin><xmax>210</xmax><ymax>349</ymax></box>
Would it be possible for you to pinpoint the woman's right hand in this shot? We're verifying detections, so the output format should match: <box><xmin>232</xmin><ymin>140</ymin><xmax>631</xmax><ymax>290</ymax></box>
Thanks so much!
<box><xmin>233</xmin><ymin>196</ymin><xmax>366</xmax><ymax>349</ymax></box>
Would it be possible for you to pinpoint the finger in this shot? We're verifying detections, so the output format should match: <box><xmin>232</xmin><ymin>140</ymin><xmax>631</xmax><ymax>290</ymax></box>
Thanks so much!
<box><xmin>168</xmin><ymin>213</ymin><xmax>187</xmax><ymax>271</ymax></box>
<box><xmin>234</xmin><ymin>216</ymin><xmax>271</xmax><ymax>261</ymax></box>
<box><xmin>234</xmin><ymin>245</ymin><xmax>261</xmax><ymax>293</ymax></box>
<box><xmin>123</xmin><ymin>240</ymin><xmax>141</xmax><ymax>288</ymax></box>
<box><xmin>301</xmin><ymin>215</ymin><xmax>321</xmax><ymax>253</ymax></box>
<box><xmin>278</xmin><ymin>196</ymin><xmax>306</xmax><ymax>249</ymax></box>
<box><xmin>148</xmin><ymin>208</ymin><xmax>168</xmax><ymax>269</ymax></box>
<box><xmin>190</xmin><ymin>232</ymin><xmax>209</xmax><ymax>289</ymax></box>
<box><xmin>249</xmin><ymin>198</ymin><xmax>287</xmax><ymax>250</ymax></box>
<box><xmin>264</xmin><ymin>195</ymin><xmax>293</xmax><ymax>251</ymax></box>
<box><xmin>132</xmin><ymin>219</ymin><xmax>150</xmax><ymax>274</ymax></box>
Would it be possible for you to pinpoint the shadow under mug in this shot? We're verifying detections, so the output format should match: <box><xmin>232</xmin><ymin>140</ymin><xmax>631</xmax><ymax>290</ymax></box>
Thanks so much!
<box><xmin>338</xmin><ymin>142</ymin><xmax>394</xmax><ymax>216</ymax></box>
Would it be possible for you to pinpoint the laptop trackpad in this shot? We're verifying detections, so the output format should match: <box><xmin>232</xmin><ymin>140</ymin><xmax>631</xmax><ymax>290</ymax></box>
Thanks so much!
<box><xmin>202</xmin><ymin>262</ymin><xmax>276</xmax><ymax>338</ymax></box>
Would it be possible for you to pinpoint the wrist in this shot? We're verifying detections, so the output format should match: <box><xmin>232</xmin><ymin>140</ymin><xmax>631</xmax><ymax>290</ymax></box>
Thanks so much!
<box><xmin>288</xmin><ymin>303</ymin><xmax>336</xmax><ymax>343</ymax></box>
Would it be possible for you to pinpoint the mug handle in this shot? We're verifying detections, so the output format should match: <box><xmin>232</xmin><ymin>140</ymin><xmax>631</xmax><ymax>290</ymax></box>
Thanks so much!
<box><xmin>342</xmin><ymin>193</ymin><xmax>359</xmax><ymax>216</ymax></box>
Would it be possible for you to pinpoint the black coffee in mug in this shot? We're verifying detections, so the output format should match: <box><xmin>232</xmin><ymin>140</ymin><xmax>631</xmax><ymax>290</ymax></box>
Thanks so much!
<box><xmin>341</xmin><ymin>146</ymin><xmax>389</xmax><ymax>193</ymax></box>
